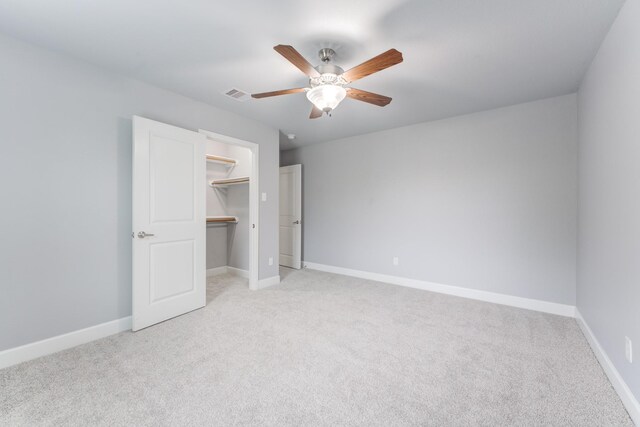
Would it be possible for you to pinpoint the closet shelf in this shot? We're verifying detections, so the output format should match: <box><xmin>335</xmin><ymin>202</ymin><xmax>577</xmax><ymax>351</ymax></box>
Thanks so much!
<box><xmin>210</xmin><ymin>176</ymin><xmax>250</xmax><ymax>187</ymax></box>
<box><xmin>206</xmin><ymin>154</ymin><xmax>237</xmax><ymax>166</ymax></box>
<box><xmin>206</xmin><ymin>216</ymin><xmax>238</xmax><ymax>224</ymax></box>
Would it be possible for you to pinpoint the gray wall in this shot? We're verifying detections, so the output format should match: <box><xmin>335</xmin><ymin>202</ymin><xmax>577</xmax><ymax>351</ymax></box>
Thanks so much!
<box><xmin>224</xmin><ymin>145</ymin><xmax>252</xmax><ymax>271</ymax></box>
<box><xmin>205</xmin><ymin>140</ymin><xmax>230</xmax><ymax>270</ymax></box>
<box><xmin>282</xmin><ymin>94</ymin><xmax>577</xmax><ymax>305</ymax></box>
<box><xmin>577</xmin><ymin>0</ymin><xmax>640</xmax><ymax>402</ymax></box>
<box><xmin>0</xmin><ymin>34</ymin><xmax>279</xmax><ymax>351</ymax></box>
<box><xmin>206</xmin><ymin>227</ymin><xmax>227</xmax><ymax>270</ymax></box>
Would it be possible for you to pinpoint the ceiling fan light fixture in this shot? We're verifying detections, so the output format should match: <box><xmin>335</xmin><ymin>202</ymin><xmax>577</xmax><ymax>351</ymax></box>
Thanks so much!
<box><xmin>306</xmin><ymin>85</ymin><xmax>347</xmax><ymax>113</ymax></box>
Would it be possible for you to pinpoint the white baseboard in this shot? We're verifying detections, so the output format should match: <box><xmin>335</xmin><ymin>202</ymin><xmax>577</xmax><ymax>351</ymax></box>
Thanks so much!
<box><xmin>1</xmin><ymin>265</ymin><xmax>257</xmax><ymax>370</ymax></box>
<box><xmin>0</xmin><ymin>316</ymin><xmax>132</xmax><ymax>370</ymax></box>
<box><xmin>575</xmin><ymin>310</ymin><xmax>640</xmax><ymax>424</ymax></box>
<box><xmin>254</xmin><ymin>275</ymin><xmax>281</xmax><ymax>290</ymax></box>
<box><xmin>206</xmin><ymin>266</ymin><xmax>228</xmax><ymax>277</ymax></box>
<box><xmin>303</xmin><ymin>262</ymin><xmax>576</xmax><ymax>317</ymax></box>
<box><xmin>227</xmin><ymin>266</ymin><xmax>250</xmax><ymax>279</ymax></box>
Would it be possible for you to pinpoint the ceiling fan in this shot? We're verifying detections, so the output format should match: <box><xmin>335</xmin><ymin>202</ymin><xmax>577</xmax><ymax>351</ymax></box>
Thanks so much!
<box><xmin>251</xmin><ymin>45</ymin><xmax>403</xmax><ymax>119</ymax></box>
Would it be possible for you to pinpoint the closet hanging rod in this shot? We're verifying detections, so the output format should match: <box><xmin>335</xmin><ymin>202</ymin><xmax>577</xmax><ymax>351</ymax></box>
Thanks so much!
<box><xmin>206</xmin><ymin>154</ymin><xmax>237</xmax><ymax>166</ymax></box>
<box><xmin>210</xmin><ymin>176</ymin><xmax>250</xmax><ymax>187</ymax></box>
<box><xmin>206</xmin><ymin>216</ymin><xmax>238</xmax><ymax>224</ymax></box>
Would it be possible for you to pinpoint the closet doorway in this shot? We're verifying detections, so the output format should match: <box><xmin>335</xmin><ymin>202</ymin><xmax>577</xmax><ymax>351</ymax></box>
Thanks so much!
<box><xmin>131</xmin><ymin>118</ymin><xmax>259</xmax><ymax>332</ymax></box>
<box><xmin>199</xmin><ymin>129</ymin><xmax>259</xmax><ymax>290</ymax></box>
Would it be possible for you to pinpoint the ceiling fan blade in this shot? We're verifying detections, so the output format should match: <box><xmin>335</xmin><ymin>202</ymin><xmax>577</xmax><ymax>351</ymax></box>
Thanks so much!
<box><xmin>274</xmin><ymin>45</ymin><xmax>320</xmax><ymax>78</ymax></box>
<box><xmin>342</xmin><ymin>49</ymin><xmax>403</xmax><ymax>82</ymax></box>
<box><xmin>309</xmin><ymin>105</ymin><xmax>323</xmax><ymax>119</ymax></box>
<box><xmin>346</xmin><ymin>88</ymin><xmax>392</xmax><ymax>106</ymax></box>
<box><xmin>251</xmin><ymin>88</ymin><xmax>307</xmax><ymax>99</ymax></box>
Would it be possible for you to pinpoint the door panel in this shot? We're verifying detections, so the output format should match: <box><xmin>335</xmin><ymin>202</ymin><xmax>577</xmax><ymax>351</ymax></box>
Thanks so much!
<box><xmin>132</xmin><ymin>116</ymin><xmax>206</xmax><ymax>331</ymax></box>
<box><xmin>279</xmin><ymin>165</ymin><xmax>302</xmax><ymax>269</ymax></box>
<box><xmin>150</xmin><ymin>240</ymin><xmax>195</xmax><ymax>303</ymax></box>
<box><xmin>150</xmin><ymin>136</ymin><xmax>195</xmax><ymax>223</ymax></box>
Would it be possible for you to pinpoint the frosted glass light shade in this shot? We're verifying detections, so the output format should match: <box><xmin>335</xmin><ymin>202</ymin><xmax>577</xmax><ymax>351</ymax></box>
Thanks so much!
<box><xmin>306</xmin><ymin>85</ymin><xmax>347</xmax><ymax>112</ymax></box>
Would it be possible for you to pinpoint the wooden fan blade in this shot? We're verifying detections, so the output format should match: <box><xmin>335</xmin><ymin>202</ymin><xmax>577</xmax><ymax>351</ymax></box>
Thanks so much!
<box><xmin>274</xmin><ymin>45</ymin><xmax>320</xmax><ymax>77</ymax></box>
<box><xmin>342</xmin><ymin>49</ymin><xmax>403</xmax><ymax>82</ymax></box>
<box><xmin>346</xmin><ymin>88</ymin><xmax>392</xmax><ymax>106</ymax></box>
<box><xmin>309</xmin><ymin>105</ymin><xmax>323</xmax><ymax>119</ymax></box>
<box><xmin>251</xmin><ymin>88</ymin><xmax>307</xmax><ymax>99</ymax></box>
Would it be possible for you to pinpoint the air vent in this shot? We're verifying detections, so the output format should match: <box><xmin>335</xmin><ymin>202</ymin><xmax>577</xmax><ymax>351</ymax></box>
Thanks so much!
<box><xmin>223</xmin><ymin>87</ymin><xmax>250</xmax><ymax>102</ymax></box>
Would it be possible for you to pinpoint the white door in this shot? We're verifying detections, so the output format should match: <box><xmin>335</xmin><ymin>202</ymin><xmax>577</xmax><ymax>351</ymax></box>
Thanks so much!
<box><xmin>132</xmin><ymin>116</ymin><xmax>206</xmax><ymax>331</ymax></box>
<box><xmin>279</xmin><ymin>165</ymin><xmax>302</xmax><ymax>269</ymax></box>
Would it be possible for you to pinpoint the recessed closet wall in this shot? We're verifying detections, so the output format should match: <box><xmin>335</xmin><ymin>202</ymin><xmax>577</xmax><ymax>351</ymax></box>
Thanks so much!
<box><xmin>206</xmin><ymin>141</ymin><xmax>252</xmax><ymax>273</ymax></box>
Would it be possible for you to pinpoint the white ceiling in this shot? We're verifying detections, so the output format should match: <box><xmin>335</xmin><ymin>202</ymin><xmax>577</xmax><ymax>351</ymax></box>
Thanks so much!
<box><xmin>0</xmin><ymin>0</ymin><xmax>625</xmax><ymax>149</ymax></box>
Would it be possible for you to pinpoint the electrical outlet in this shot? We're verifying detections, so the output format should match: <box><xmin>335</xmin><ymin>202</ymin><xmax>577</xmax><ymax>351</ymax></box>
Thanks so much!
<box><xmin>393</xmin><ymin>257</ymin><xmax>399</xmax><ymax>266</ymax></box>
<box><xmin>625</xmin><ymin>336</ymin><xmax>632</xmax><ymax>363</ymax></box>
<box><xmin>268</xmin><ymin>257</ymin><xmax>273</xmax><ymax>266</ymax></box>
<box><xmin>261</xmin><ymin>192</ymin><xmax>267</xmax><ymax>202</ymax></box>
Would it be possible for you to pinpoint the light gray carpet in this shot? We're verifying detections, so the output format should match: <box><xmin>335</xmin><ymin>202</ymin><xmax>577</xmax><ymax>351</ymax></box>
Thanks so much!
<box><xmin>0</xmin><ymin>268</ymin><xmax>633</xmax><ymax>426</ymax></box>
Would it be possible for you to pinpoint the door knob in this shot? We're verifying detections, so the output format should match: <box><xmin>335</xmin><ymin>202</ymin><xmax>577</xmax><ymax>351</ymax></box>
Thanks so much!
<box><xmin>137</xmin><ymin>231</ymin><xmax>155</xmax><ymax>238</ymax></box>
<box><xmin>293</xmin><ymin>220</ymin><xmax>300</xmax><ymax>224</ymax></box>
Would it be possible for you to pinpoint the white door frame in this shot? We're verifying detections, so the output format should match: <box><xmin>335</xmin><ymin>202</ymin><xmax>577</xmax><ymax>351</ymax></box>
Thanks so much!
<box><xmin>198</xmin><ymin>129</ymin><xmax>259</xmax><ymax>290</ymax></box>
<box><xmin>279</xmin><ymin>164</ymin><xmax>302</xmax><ymax>269</ymax></box>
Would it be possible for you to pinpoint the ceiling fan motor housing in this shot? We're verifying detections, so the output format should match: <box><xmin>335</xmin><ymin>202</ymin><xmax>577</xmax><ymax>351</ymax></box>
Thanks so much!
<box><xmin>311</xmin><ymin>64</ymin><xmax>346</xmax><ymax>86</ymax></box>
<box><xmin>311</xmin><ymin>48</ymin><xmax>348</xmax><ymax>87</ymax></box>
